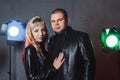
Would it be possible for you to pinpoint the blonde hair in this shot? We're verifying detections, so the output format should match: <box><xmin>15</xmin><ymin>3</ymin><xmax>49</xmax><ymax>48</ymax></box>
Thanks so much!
<box><xmin>25</xmin><ymin>16</ymin><xmax>48</xmax><ymax>59</ymax></box>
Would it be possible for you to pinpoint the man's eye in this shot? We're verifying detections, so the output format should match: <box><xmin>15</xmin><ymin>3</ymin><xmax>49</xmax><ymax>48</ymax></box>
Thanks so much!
<box><xmin>58</xmin><ymin>18</ymin><xmax>64</xmax><ymax>21</ymax></box>
<box><xmin>51</xmin><ymin>20</ymin><xmax>55</xmax><ymax>23</ymax></box>
<box><xmin>59</xmin><ymin>19</ymin><xmax>63</xmax><ymax>21</ymax></box>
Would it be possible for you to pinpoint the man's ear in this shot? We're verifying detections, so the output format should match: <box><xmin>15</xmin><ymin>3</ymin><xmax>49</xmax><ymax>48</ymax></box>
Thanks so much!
<box><xmin>67</xmin><ymin>17</ymin><xmax>70</xmax><ymax>24</ymax></box>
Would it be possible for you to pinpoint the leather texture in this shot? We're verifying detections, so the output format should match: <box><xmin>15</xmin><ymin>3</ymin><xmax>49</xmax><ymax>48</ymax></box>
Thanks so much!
<box><xmin>23</xmin><ymin>45</ymin><xmax>56</xmax><ymax>80</ymax></box>
<box><xmin>48</xmin><ymin>26</ymin><xmax>96</xmax><ymax>80</ymax></box>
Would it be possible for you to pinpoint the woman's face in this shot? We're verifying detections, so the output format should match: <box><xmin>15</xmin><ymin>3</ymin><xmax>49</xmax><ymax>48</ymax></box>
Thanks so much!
<box><xmin>32</xmin><ymin>25</ymin><xmax>47</xmax><ymax>42</ymax></box>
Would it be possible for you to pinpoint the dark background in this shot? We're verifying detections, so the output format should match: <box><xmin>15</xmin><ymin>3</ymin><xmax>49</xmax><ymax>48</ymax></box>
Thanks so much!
<box><xmin>0</xmin><ymin>0</ymin><xmax>120</xmax><ymax>80</ymax></box>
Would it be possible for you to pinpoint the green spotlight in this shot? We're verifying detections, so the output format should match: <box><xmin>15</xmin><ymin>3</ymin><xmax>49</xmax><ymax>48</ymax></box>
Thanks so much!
<box><xmin>101</xmin><ymin>28</ymin><xmax>120</xmax><ymax>50</ymax></box>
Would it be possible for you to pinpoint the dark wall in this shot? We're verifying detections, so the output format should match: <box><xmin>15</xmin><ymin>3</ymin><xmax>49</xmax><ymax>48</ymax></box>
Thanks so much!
<box><xmin>0</xmin><ymin>0</ymin><xmax>120</xmax><ymax>80</ymax></box>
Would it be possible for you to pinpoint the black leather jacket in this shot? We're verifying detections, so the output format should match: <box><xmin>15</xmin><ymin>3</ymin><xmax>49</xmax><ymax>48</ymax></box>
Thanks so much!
<box><xmin>48</xmin><ymin>26</ymin><xmax>96</xmax><ymax>80</ymax></box>
<box><xmin>23</xmin><ymin>45</ymin><xmax>56</xmax><ymax>80</ymax></box>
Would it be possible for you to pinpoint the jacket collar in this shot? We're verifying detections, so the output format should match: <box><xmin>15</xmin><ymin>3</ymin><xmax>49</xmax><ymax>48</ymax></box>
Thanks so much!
<box><xmin>55</xmin><ymin>26</ymin><xmax>72</xmax><ymax>36</ymax></box>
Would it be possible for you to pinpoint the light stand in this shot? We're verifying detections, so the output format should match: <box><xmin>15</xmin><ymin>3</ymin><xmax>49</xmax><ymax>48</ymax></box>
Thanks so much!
<box><xmin>8</xmin><ymin>46</ymin><xmax>12</xmax><ymax>80</ymax></box>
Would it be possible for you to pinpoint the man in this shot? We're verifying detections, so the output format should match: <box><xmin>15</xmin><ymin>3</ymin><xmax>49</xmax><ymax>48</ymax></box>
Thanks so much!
<box><xmin>48</xmin><ymin>8</ymin><xmax>96</xmax><ymax>80</ymax></box>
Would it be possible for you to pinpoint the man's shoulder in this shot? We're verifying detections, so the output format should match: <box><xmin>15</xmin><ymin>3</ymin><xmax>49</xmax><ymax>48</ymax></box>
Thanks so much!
<box><xmin>48</xmin><ymin>35</ymin><xmax>56</xmax><ymax>44</ymax></box>
<box><xmin>71</xmin><ymin>28</ymin><xmax>88</xmax><ymax>37</ymax></box>
<box><xmin>49</xmin><ymin>34</ymin><xmax>56</xmax><ymax>41</ymax></box>
<box><xmin>49</xmin><ymin>35</ymin><xmax>55</xmax><ymax>39</ymax></box>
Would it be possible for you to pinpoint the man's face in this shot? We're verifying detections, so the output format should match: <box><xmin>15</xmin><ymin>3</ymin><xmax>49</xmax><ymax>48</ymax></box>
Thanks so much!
<box><xmin>51</xmin><ymin>12</ymin><xmax>68</xmax><ymax>33</ymax></box>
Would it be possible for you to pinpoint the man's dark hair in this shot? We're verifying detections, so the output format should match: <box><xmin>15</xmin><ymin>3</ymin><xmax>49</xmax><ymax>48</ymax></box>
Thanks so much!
<box><xmin>51</xmin><ymin>8</ymin><xmax>68</xmax><ymax>19</ymax></box>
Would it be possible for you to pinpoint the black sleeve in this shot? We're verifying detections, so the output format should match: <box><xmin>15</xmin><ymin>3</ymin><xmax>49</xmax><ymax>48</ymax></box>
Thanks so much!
<box><xmin>79</xmin><ymin>34</ymin><xmax>96</xmax><ymax>80</ymax></box>
<box><xmin>24</xmin><ymin>46</ymin><xmax>57</xmax><ymax>80</ymax></box>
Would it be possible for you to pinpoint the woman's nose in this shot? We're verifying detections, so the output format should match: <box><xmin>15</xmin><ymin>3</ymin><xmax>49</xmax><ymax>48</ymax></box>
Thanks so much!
<box><xmin>39</xmin><ymin>31</ymin><xmax>43</xmax><ymax>36</ymax></box>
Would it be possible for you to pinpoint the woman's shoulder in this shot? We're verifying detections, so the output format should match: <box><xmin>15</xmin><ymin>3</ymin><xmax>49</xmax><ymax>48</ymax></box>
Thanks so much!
<box><xmin>25</xmin><ymin>45</ymin><xmax>37</xmax><ymax>54</ymax></box>
<box><xmin>25</xmin><ymin>45</ymin><xmax>35</xmax><ymax>49</ymax></box>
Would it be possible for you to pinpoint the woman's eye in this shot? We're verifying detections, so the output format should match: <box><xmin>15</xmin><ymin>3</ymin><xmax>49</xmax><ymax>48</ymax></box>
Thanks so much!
<box><xmin>34</xmin><ymin>29</ymin><xmax>38</xmax><ymax>32</ymax></box>
<box><xmin>42</xmin><ymin>29</ymin><xmax>46</xmax><ymax>32</ymax></box>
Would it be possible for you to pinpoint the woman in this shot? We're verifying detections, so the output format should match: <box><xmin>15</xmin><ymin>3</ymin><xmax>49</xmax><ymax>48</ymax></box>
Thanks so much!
<box><xmin>22</xmin><ymin>16</ymin><xmax>64</xmax><ymax>80</ymax></box>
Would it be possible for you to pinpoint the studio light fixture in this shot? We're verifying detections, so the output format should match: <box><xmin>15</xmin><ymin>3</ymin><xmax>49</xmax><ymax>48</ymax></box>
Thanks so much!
<box><xmin>0</xmin><ymin>19</ymin><xmax>26</xmax><ymax>80</ymax></box>
<box><xmin>6</xmin><ymin>20</ymin><xmax>26</xmax><ymax>45</ymax></box>
<box><xmin>101</xmin><ymin>27</ymin><xmax>120</xmax><ymax>51</ymax></box>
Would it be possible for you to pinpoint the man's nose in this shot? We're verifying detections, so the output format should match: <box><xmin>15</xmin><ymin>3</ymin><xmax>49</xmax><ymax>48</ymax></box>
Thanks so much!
<box><xmin>55</xmin><ymin>21</ymin><xmax>59</xmax><ymax>26</ymax></box>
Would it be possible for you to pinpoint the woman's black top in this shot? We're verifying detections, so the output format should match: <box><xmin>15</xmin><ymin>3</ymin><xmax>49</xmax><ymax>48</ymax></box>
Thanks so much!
<box><xmin>23</xmin><ymin>44</ymin><xmax>56</xmax><ymax>80</ymax></box>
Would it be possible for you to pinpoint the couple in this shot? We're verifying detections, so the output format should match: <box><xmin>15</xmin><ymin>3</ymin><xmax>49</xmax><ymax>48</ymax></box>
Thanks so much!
<box><xmin>22</xmin><ymin>8</ymin><xmax>96</xmax><ymax>80</ymax></box>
